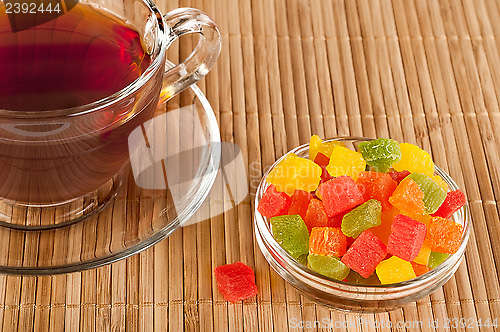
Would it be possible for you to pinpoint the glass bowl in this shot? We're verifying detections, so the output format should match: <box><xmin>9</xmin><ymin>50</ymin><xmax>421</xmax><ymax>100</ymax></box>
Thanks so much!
<box><xmin>254</xmin><ymin>137</ymin><xmax>470</xmax><ymax>312</ymax></box>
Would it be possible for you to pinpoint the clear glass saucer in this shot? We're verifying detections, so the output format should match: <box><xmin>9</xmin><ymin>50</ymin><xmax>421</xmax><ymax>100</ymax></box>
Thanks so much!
<box><xmin>0</xmin><ymin>82</ymin><xmax>221</xmax><ymax>275</ymax></box>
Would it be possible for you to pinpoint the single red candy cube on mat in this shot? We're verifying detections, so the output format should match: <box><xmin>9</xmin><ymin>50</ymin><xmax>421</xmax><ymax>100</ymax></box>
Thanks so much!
<box><xmin>287</xmin><ymin>190</ymin><xmax>313</xmax><ymax>221</ymax></box>
<box><xmin>304</xmin><ymin>198</ymin><xmax>333</xmax><ymax>232</ymax></box>
<box><xmin>257</xmin><ymin>185</ymin><xmax>291</xmax><ymax>218</ymax></box>
<box><xmin>316</xmin><ymin>176</ymin><xmax>365</xmax><ymax>218</ymax></box>
<box><xmin>387</xmin><ymin>170</ymin><xmax>411</xmax><ymax>184</ymax></box>
<box><xmin>309</xmin><ymin>227</ymin><xmax>347</xmax><ymax>257</ymax></box>
<box><xmin>427</xmin><ymin>216</ymin><xmax>463</xmax><ymax>254</ymax></box>
<box><xmin>356</xmin><ymin>171</ymin><xmax>398</xmax><ymax>211</ymax></box>
<box><xmin>431</xmin><ymin>190</ymin><xmax>466</xmax><ymax>219</ymax></box>
<box><xmin>214</xmin><ymin>262</ymin><xmax>258</xmax><ymax>302</ymax></box>
<box><xmin>341</xmin><ymin>230</ymin><xmax>387</xmax><ymax>278</ymax></box>
<box><xmin>314</xmin><ymin>152</ymin><xmax>333</xmax><ymax>183</ymax></box>
<box><xmin>387</xmin><ymin>214</ymin><xmax>427</xmax><ymax>261</ymax></box>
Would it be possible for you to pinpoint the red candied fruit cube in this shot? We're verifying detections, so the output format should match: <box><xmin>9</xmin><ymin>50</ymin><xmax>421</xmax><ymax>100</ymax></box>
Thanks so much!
<box><xmin>214</xmin><ymin>262</ymin><xmax>258</xmax><ymax>302</ymax></box>
<box><xmin>329</xmin><ymin>208</ymin><xmax>352</xmax><ymax>227</ymax></box>
<box><xmin>304</xmin><ymin>198</ymin><xmax>332</xmax><ymax>232</ymax></box>
<box><xmin>316</xmin><ymin>176</ymin><xmax>365</xmax><ymax>218</ymax></box>
<box><xmin>388</xmin><ymin>170</ymin><xmax>411</xmax><ymax>183</ymax></box>
<box><xmin>356</xmin><ymin>171</ymin><xmax>398</xmax><ymax>211</ymax></box>
<box><xmin>341</xmin><ymin>230</ymin><xmax>387</xmax><ymax>278</ymax></box>
<box><xmin>387</xmin><ymin>215</ymin><xmax>427</xmax><ymax>261</ymax></box>
<box><xmin>309</xmin><ymin>227</ymin><xmax>347</xmax><ymax>257</ymax></box>
<box><xmin>287</xmin><ymin>190</ymin><xmax>313</xmax><ymax>221</ymax></box>
<box><xmin>431</xmin><ymin>190</ymin><xmax>466</xmax><ymax>219</ymax></box>
<box><xmin>257</xmin><ymin>185</ymin><xmax>291</xmax><ymax>218</ymax></box>
<box><xmin>314</xmin><ymin>152</ymin><xmax>333</xmax><ymax>183</ymax></box>
<box><xmin>427</xmin><ymin>216</ymin><xmax>463</xmax><ymax>254</ymax></box>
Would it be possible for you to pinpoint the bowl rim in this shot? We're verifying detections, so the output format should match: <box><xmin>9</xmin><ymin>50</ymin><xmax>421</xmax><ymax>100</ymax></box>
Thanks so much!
<box><xmin>254</xmin><ymin>136</ymin><xmax>471</xmax><ymax>293</ymax></box>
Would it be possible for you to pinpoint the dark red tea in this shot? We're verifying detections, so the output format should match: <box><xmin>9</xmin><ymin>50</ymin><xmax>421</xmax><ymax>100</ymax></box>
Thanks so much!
<box><xmin>0</xmin><ymin>3</ymin><xmax>151</xmax><ymax>110</ymax></box>
<box><xmin>0</xmin><ymin>3</ymin><xmax>159</xmax><ymax>203</ymax></box>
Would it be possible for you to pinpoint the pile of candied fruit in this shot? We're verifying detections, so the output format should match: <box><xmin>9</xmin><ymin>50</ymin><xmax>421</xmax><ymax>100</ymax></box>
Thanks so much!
<box><xmin>257</xmin><ymin>136</ymin><xmax>466</xmax><ymax>284</ymax></box>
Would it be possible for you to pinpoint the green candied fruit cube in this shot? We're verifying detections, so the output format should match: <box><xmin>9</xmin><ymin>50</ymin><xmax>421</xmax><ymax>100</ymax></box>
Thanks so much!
<box><xmin>341</xmin><ymin>199</ymin><xmax>382</xmax><ymax>238</ymax></box>
<box><xmin>307</xmin><ymin>253</ymin><xmax>350</xmax><ymax>280</ymax></box>
<box><xmin>270</xmin><ymin>215</ymin><xmax>309</xmax><ymax>259</ymax></box>
<box><xmin>345</xmin><ymin>270</ymin><xmax>381</xmax><ymax>285</ymax></box>
<box><xmin>296</xmin><ymin>254</ymin><xmax>309</xmax><ymax>266</ymax></box>
<box><xmin>358</xmin><ymin>138</ymin><xmax>401</xmax><ymax>173</ymax></box>
<box><xmin>428</xmin><ymin>251</ymin><xmax>450</xmax><ymax>269</ymax></box>
<box><xmin>408</xmin><ymin>173</ymin><xmax>447</xmax><ymax>214</ymax></box>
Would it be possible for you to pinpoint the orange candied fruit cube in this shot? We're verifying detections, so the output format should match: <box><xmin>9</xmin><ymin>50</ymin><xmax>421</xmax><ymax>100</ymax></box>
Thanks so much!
<box><xmin>427</xmin><ymin>216</ymin><xmax>463</xmax><ymax>254</ymax></box>
<box><xmin>369</xmin><ymin>207</ymin><xmax>400</xmax><ymax>246</ymax></box>
<box><xmin>388</xmin><ymin>177</ymin><xmax>425</xmax><ymax>217</ymax></box>
<box><xmin>304</xmin><ymin>198</ymin><xmax>333</xmax><ymax>232</ymax></box>
<box><xmin>411</xmin><ymin>262</ymin><xmax>430</xmax><ymax>277</ymax></box>
<box><xmin>309</xmin><ymin>227</ymin><xmax>347</xmax><ymax>257</ymax></box>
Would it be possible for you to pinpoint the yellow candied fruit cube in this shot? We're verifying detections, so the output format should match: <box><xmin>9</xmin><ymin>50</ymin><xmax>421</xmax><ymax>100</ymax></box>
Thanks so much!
<box><xmin>376</xmin><ymin>256</ymin><xmax>417</xmax><ymax>284</ymax></box>
<box><xmin>326</xmin><ymin>146</ymin><xmax>366</xmax><ymax>180</ymax></box>
<box><xmin>413</xmin><ymin>214</ymin><xmax>431</xmax><ymax>226</ymax></box>
<box><xmin>432</xmin><ymin>175</ymin><xmax>448</xmax><ymax>191</ymax></box>
<box><xmin>309</xmin><ymin>135</ymin><xmax>343</xmax><ymax>161</ymax></box>
<box><xmin>413</xmin><ymin>240</ymin><xmax>431</xmax><ymax>265</ymax></box>
<box><xmin>266</xmin><ymin>153</ymin><xmax>322</xmax><ymax>196</ymax></box>
<box><xmin>392</xmin><ymin>143</ymin><xmax>434</xmax><ymax>176</ymax></box>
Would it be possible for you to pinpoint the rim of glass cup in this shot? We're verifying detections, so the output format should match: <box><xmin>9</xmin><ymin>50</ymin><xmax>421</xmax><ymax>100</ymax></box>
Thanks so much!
<box><xmin>0</xmin><ymin>0</ymin><xmax>166</xmax><ymax>119</ymax></box>
<box><xmin>254</xmin><ymin>137</ymin><xmax>471</xmax><ymax>302</ymax></box>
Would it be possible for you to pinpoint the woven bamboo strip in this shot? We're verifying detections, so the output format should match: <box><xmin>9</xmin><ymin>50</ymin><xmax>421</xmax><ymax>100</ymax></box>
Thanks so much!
<box><xmin>331</xmin><ymin>0</ymin><xmax>363</xmax><ymax>137</ymax></box>
<box><xmin>309</xmin><ymin>0</ymin><xmax>338</xmax><ymax>139</ymax></box>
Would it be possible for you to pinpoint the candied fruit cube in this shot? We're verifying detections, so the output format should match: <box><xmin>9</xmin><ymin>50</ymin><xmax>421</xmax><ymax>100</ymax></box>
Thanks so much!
<box><xmin>388</xmin><ymin>170</ymin><xmax>411</xmax><ymax>183</ymax></box>
<box><xmin>411</xmin><ymin>262</ymin><xmax>430</xmax><ymax>277</ymax></box>
<box><xmin>392</xmin><ymin>142</ymin><xmax>434</xmax><ymax>176</ymax></box>
<box><xmin>307</xmin><ymin>253</ymin><xmax>350</xmax><ymax>280</ymax></box>
<box><xmin>345</xmin><ymin>270</ymin><xmax>381</xmax><ymax>285</ymax></box>
<box><xmin>341</xmin><ymin>199</ymin><xmax>382</xmax><ymax>238</ymax></box>
<box><xmin>266</xmin><ymin>153</ymin><xmax>322</xmax><ymax>195</ymax></box>
<box><xmin>358</xmin><ymin>138</ymin><xmax>401</xmax><ymax>173</ymax></box>
<box><xmin>369</xmin><ymin>207</ymin><xmax>399</xmax><ymax>246</ymax></box>
<box><xmin>376</xmin><ymin>256</ymin><xmax>417</xmax><ymax>284</ymax></box>
<box><xmin>356</xmin><ymin>171</ymin><xmax>398</xmax><ymax>211</ymax></box>
<box><xmin>387</xmin><ymin>215</ymin><xmax>427</xmax><ymax>262</ymax></box>
<box><xmin>309</xmin><ymin>135</ymin><xmax>343</xmax><ymax>161</ymax></box>
<box><xmin>428</xmin><ymin>251</ymin><xmax>450</xmax><ymax>269</ymax></box>
<box><xmin>214</xmin><ymin>262</ymin><xmax>258</xmax><ymax>302</ymax></box>
<box><xmin>309</xmin><ymin>227</ymin><xmax>347</xmax><ymax>257</ymax></box>
<box><xmin>388</xmin><ymin>177</ymin><xmax>425</xmax><ymax>217</ymax></box>
<box><xmin>427</xmin><ymin>216</ymin><xmax>463</xmax><ymax>254</ymax></box>
<box><xmin>314</xmin><ymin>153</ymin><xmax>333</xmax><ymax>183</ymax></box>
<box><xmin>432</xmin><ymin>190</ymin><xmax>466</xmax><ymax>219</ymax></box>
<box><xmin>304</xmin><ymin>198</ymin><xmax>333</xmax><ymax>232</ymax></box>
<box><xmin>257</xmin><ymin>185</ymin><xmax>291</xmax><ymax>218</ymax></box>
<box><xmin>316</xmin><ymin>176</ymin><xmax>365</xmax><ymax>217</ymax></box>
<box><xmin>270</xmin><ymin>215</ymin><xmax>309</xmax><ymax>259</ymax></box>
<box><xmin>326</xmin><ymin>146</ymin><xmax>366</xmax><ymax>180</ymax></box>
<box><xmin>341</xmin><ymin>230</ymin><xmax>387</xmax><ymax>278</ymax></box>
<box><xmin>287</xmin><ymin>190</ymin><xmax>313</xmax><ymax>221</ymax></box>
<box><xmin>432</xmin><ymin>175</ymin><xmax>448</xmax><ymax>191</ymax></box>
<box><xmin>407</xmin><ymin>173</ymin><xmax>447</xmax><ymax>214</ymax></box>
<box><xmin>413</xmin><ymin>240</ymin><xmax>431</xmax><ymax>266</ymax></box>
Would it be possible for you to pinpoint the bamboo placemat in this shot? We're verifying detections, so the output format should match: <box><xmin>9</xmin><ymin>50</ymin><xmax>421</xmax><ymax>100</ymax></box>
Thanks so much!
<box><xmin>2</xmin><ymin>0</ymin><xmax>500</xmax><ymax>330</ymax></box>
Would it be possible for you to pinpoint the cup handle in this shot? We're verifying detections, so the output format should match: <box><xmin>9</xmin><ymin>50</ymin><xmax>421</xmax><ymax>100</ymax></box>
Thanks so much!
<box><xmin>158</xmin><ymin>8</ymin><xmax>221</xmax><ymax>104</ymax></box>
